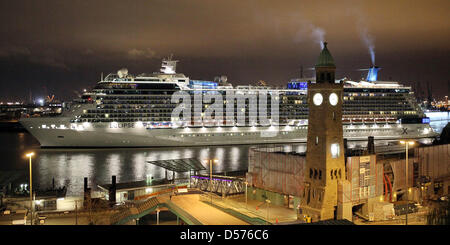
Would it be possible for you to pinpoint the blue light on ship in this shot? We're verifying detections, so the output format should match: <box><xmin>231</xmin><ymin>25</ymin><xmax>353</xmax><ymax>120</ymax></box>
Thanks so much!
<box><xmin>287</xmin><ymin>80</ymin><xmax>308</xmax><ymax>90</ymax></box>
<box><xmin>366</xmin><ymin>66</ymin><xmax>380</xmax><ymax>82</ymax></box>
<box><xmin>189</xmin><ymin>80</ymin><xmax>218</xmax><ymax>89</ymax></box>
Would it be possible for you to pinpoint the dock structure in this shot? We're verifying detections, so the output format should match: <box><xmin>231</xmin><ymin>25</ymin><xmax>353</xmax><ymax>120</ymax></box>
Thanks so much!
<box><xmin>109</xmin><ymin>193</ymin><xmax>249</xmax><ymax>225</ymax></box>
<box><xmin>147</xmin><ymin>158</ymin><xmax>206</xmax><ymax>185</ymax></box>
<box><xmin>97</xmin><ymin>158</ymin><xmax>250</xmax><ymax>225</ymax></box>
<box><xmin>147</xmin><ymin>158</ymin><xmax>206</xmax><ymax>173</ymax></box>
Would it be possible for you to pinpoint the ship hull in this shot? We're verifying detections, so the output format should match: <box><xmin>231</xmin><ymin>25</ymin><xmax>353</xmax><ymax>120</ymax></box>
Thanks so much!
<box><xmin>20</xmin><ymin>118</ymin><xmax>438</xmax><ymax>148</ymax></box>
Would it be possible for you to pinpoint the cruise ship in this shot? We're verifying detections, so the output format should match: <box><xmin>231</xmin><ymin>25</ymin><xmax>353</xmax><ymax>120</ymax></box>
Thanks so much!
<box><xmin>20</xmin><ymin>57</ymin><xmax>437</xmax><ymax>147</ymax></box>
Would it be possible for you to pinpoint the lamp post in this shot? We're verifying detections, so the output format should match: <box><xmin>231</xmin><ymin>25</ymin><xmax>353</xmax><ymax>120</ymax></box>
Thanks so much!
<box><xmin>244</xmin><ymin>181</ymin><xmax>248</xmax><ymax>210</ymax></box>
<box><xmin>265</xmin><ymin>199</ymin><xmax>271</xmax><ymax>225</ymax></box>
<box><xmin>206</xmin><ymin>159</ymin><xmax>218</xmax><ymax>204</ymax></box>
<box><xmin>156</xmin><ymin>208</ymin><xmax>160</xmax><ymax>225</ymax></box>
<box><xmin>400</xmin><ymin>140</ymin><xmax>414</xmax><ymax>226</ymax></box>
<box><xmin>25</xmin><ymin>152</ymin><xmax>34</xmax><ymax>225</ymax></box>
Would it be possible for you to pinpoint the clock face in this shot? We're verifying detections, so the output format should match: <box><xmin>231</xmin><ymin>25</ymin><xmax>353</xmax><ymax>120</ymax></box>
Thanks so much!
<box><xmin>329</xmin><ymin>93</ymin><xmax>338</xmax><ymax>106</ymax></box>
<box><xmin>313</xmin><ymin>93</ymin><xmax>323</xmax><ymax>106</ymax></box>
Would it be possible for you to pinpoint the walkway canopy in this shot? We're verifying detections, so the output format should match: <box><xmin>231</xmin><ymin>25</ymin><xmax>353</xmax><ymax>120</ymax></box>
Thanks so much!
<box><xmin>147</xmin><ymin>158</ymin><xmax>206</xmax><ymax>172</ymax></box>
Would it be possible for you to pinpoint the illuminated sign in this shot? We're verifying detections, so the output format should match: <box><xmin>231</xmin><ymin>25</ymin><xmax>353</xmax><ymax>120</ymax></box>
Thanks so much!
<box><xmin>422</xmin><ymin>117</ymin><xmax>430</xmax><ymax>124</ymax></box>
<box><xmin>287</xmin><ymin>81</ymin><xmax>308</xmax><ymax>90</ymax></box>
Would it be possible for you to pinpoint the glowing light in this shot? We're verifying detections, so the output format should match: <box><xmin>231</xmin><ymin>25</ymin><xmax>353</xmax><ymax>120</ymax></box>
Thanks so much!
<box><xmin>366</xmin><ymin>67</ymin><xmax>380</xmax><ymax>82</ymax></box>
<box><xmin>135</xmin><ymin>121</ymin><xmax>143</xmax><ymax>128</ymax></box>
<box><xmin>400</xmin><ymin>140</ymin><xmax>414</xmax><ymax>145</ymax></box>
<box><xmin>110</xmin><ymin>122</ymin><xmax>118</xmax><ymax>128</ymax></box>
<box><xmin>330</xmin><ymin>143</ymin><xmax>340</xmax><ymax>158</ymax></box>
<box><xmin>145</xmin><ymin>188</ymin><xmax>153</xmax><ymax>193</ymax></box>
<box><xmin>25</xmin><ymin>152</ymin><xmax>34</xmax><ymax>157</ymax></box>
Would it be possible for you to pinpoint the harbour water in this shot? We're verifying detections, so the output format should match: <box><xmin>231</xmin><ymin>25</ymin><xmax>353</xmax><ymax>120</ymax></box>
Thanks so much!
<box><xmin>0</xmin><ymin>118</ymin><xmax>448</xmax><ymax>196</ymax></box>
<box><xmin>425</xmin><ymin>111</ymin><xmax>450</xmax><ymax>134</ymax></box>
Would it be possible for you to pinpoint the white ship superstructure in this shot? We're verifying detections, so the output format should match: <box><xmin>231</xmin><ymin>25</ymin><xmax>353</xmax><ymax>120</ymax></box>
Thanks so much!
<box><xmin>20</xmin><ymin>59</ymin><xmax>437</xmax><ymax>147</ymax></box>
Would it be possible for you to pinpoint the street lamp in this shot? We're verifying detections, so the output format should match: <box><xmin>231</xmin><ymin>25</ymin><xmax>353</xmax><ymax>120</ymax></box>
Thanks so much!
<box><xmin>265</xmin><ymin>199</ymin><xmax>271</xmax><ymax>225</ymax></box>
<box><xmin>400</xmin><ymin>140</ymin><xmax>414</xmax><ymax>226</ymax></box>
<box><xmin>25</xmin><ymin>152</ymin><xmax>34</xmax><ymax>225</ymax></box>
<box><xmin>205</xmin><ymin>159</ymin><xmax>218</xmax><ymax>204</ymax></box>
<box><xmin>244</xmin><ymin>181</ymin><xmax>248</xmax><ymax>210</ymax></box>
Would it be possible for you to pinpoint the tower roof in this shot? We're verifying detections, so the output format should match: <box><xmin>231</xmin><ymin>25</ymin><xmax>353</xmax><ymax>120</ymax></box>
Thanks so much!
<box><xmin>315</xmin><ymin>42</ymin><xmax>335</xmax><ymax>68</ymax></box>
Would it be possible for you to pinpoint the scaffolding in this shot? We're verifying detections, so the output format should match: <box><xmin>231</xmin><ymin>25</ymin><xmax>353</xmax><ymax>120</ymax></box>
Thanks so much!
<box><xmin>247</xmin><ymin>145</ymin><xmax>305</xmax><ymax>197</ymax></box>
<box><xmin>344</xmin><ymin>155</ymin><xmax>384</xmax><ymax>205</ymax></box>
<box><xmin>414</xmin><ymin>143</ymin><xmax>450</xmax><ymax>196</ymax></box>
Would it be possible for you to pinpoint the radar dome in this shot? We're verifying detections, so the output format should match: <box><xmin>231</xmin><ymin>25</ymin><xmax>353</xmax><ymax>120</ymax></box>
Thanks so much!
<box><xmin>117</xmin><ymin>68</ymin><xmax>128</xmax><ymax>78</ymax></box>
<box><xmin>220</xmin><ymin>75</ymin><xmax>227</xmax><ymax>83</ymax></box>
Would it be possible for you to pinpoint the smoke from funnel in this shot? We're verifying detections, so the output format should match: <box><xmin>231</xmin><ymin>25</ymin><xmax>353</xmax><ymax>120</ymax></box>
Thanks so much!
<box><xmin>353</xmin><ymin>10</ymin><xmax>376</xmax><ymax>66</ymax></box>
<box><xmin>294</xmin><ymin>22</ymin><xmax>325</xmax><ymax>49</ymax></box>
<box><xmin>311</xmin><ymin>26</ymin><xmax>325</xmax><ymax>49</ymax></box>
<box><xmin>360</xmin><ymin>28</ymin><xmax>376</xmax><ymax>65</ymax></box>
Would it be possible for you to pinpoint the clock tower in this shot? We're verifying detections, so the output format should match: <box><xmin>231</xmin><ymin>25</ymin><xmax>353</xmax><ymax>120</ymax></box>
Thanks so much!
<box><xmin>299</xmin><ymin>42</ymin><xmax>346</xmax><ymax>221</ymax></box>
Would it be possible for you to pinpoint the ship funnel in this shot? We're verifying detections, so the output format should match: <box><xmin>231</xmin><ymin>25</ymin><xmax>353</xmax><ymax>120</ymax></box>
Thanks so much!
<box><xmin>366</xmin><ymin>66</ymin><xmax>380</xmax><ymax>82</ymax></box>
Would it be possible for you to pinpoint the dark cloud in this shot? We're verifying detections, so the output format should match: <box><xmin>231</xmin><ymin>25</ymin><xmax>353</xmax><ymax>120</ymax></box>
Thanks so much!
<box><xmin>0</xmin><ymin>0</ymin><xmax>449</xmax><ymax>101</ymax></box>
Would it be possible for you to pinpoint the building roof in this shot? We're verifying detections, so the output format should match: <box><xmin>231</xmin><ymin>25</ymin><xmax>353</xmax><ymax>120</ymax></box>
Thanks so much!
<box><xmin>315</xmin><ymin>42</ymin><xmax>336</xmax><ymax>68</ymax></box>
<box><xmin>147</xmin><ymin>158</ymin><xmax>206</xmax><ymax>172</ymax></box>
<box><xmin>98</xmin><ymin>178</ymin><xmax>172</xmax><ymax>191</ymax></box>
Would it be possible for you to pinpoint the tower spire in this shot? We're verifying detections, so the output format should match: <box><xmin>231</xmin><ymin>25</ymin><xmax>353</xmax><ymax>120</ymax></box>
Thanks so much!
<box><xmin>315</xmin><ymin>41</ymin><xmax>336</xmax><ymax>83</ymax></box>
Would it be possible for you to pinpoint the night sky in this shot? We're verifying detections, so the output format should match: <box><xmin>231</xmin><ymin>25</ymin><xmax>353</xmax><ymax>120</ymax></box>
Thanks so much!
<box><xmin>0</xmin><ymin>0</ymin><xmax>449</xmax><ymax>102</ymax></box>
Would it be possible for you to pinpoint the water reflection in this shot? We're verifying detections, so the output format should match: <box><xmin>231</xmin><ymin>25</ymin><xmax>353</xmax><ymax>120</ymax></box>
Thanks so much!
<box><xmin>430</xmin><ymin>121</ymin><xmax>449</xmax><ymax>134</ymax></box>
<box><xmin>32</xmin><ymin>145</ymin><xmax>252</xmax><ymax>196</ymax></box>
